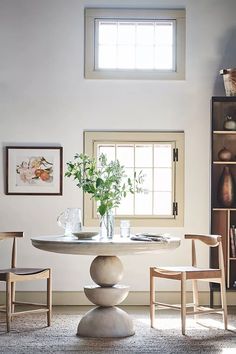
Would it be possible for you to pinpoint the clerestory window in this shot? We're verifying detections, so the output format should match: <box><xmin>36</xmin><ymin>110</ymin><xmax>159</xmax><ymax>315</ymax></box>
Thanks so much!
<box><xmin>85</xmin><ymin>8</ymin><xmax>185</xmax><ymax>80</ymax></box>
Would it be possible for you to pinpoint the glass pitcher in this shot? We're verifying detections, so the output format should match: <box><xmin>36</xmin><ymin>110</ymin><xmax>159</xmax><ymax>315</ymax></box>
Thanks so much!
<box><xmin>57</xmin><ymin>208</ymin><xmax>82</xmax><ymax>236</ymax></box>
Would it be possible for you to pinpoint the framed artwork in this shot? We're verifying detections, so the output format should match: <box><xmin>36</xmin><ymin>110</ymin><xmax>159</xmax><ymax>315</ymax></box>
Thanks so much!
<box><xmin>6</xmin><ymin>146</ymin><xmax>63</xmax><ymax>195</ymax></box>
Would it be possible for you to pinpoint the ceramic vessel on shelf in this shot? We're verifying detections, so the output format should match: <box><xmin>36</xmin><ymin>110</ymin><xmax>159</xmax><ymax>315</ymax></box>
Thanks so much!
<box><xmin>217</xmin><ymin>166</ymin><xmax>235</xmax><ymax>207</ymax></box>
<box><xmin>223</xmin><ymin>116</ymin><xmax>236</xmax><ymax>131</ymax></box>
<box><xmin>218</xmin><ymin>147</ymin><xmax>232</xmax><ymax>161</ymax></box>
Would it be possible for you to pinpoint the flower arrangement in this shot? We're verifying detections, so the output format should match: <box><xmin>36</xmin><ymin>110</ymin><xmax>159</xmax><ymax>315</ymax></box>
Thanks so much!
<box><xmin>65</xmin><ymin>153</ymin><xmax>143</xmax><ymax>237</ymax></box>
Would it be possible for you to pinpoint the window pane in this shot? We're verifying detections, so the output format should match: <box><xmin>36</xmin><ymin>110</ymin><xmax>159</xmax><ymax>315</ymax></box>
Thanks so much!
<box><xmin>121</xmin><ymin>168</ymin><xmax>135</xmax><ymax>190</ymax></box>
<box><xmin>116</xmin><ymin>194</ymin><xmax>134</xmax><ymax>215</ymax></box>
<box><xmin>136</xmin><ymin>168</ymin><xmax>152</xmax><ymax>192</ymax></box>
<box><xmin>155</xmin><ymin>46</ymin><xmax>173</xmax><ymax>70</ymax></box>
<box><xmin>154</xmin><ymin>144</ymin><xmax>172</xmax><ymax>167</ymax></box>
<box><xmin>136</xmin><ymin>46</ymin><xmax>154</xmax><ymax>69</ymax></box>
<box><xmin>97</xmin><ymin>19</ymin><xmax>175</xmax><ymax>71</ymax></box>
<box><xmin>136</xmin><ymin>23</ymin><xmax>154</xmax><ymax>45</ymax></box>
<box><xmin>117</xmin><ymin>145</ymin><xmax>134</xmax><ymax>167</ymax></box>
<box><xmin>99</xmin><ymin>22</ymin><xmax>117</xmax><ymax>45</ymax></box>
<box><xmin>117</xmin><ymin>46</ymin><xmax>135</xmax><ymax>69</ymax></box>
<box><xmin>153</xmin><ymin>192</ymin><xmax>172</xmax><ymax>215</ymax></box>
<box><xmin>154</xmin><ymin>168</ymin><xmax>172</xmax><ymax>191</ymax></box>
<box><xmin>155</xmin><ymin>23</ymin><xmax>173</xmax><ymax>45</ymax></box>
<box><xmin>135</xmin><ymin>144</ymin><xmax>152</xmax><ymax>167</ymax></box>
<box><xmin>124</xmin><ymin>167</ymin><xmax>135</xmax><ymax>180</ymax></box>
<box><xmin>98</xmin><ymin>45</ymin><xmax>116</xmax><ymax>68</ymax></box>
<box><xmin>97</xmin><ymin>145</ymin><xmax>115</xmax><ymax>162</ymax></box>
<box><xmin>118</xmin><ymin>22</ymin><xmax>135</xmax><ymax>45</ymax></box>
<box><xmin>135</xmin><ymin>192</ymin><xmax>152</xmax><ymax>215</ymax></box>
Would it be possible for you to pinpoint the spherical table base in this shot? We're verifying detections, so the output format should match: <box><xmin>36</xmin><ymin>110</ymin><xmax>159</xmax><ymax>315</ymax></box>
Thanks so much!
<box><xmin>77</xmin><ymin>306</ymin><xmax>135</xmax><ymax>338</ymax></box>
<box><xmin>84</xmin><ymin>285</ymin><xmax>129</xmax><ymax>307</ymax></box>
<box><xmin>78</xmin><ymin>255</ymin><xmax>132</xmax><ymax>337</ymax></box>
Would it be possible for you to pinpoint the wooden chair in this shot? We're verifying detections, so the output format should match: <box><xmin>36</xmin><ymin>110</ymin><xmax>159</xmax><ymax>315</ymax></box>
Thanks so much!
<box><xmin>150</xmin><ymin>234</ymin><xmax>228</xmax><ymax>335</ymax></box>
<box><xmin>0</xmin><ymin>232</ymin><xmax>52</xmax><ymax>332</ymax></box>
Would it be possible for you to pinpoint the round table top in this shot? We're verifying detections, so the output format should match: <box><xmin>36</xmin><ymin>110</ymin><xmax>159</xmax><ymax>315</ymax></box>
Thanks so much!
<box><xmin>31</xmin><ymin>235</ymin><xmax>181</xmax><ymax>256</ymax></box>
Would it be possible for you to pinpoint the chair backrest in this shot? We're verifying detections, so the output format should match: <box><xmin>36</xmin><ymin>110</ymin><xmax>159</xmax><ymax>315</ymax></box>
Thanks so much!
<box><xmin>185</xmin><ymin>234</ymin><xmax>221</xmax><ymax>247</ymax></box>
<box><xmin>0</xmin><ymin>232</ymin><xmax>24</xmax><ymax>268</ymax></box>
<box><xmin>184</xmin><ymin>234</ymin><xmax>224</xmax><ymax>272</ymax></box>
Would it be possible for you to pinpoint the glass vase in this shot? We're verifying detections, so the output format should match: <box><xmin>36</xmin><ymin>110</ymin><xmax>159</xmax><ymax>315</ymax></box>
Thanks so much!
<box><xmin>100</xmin><ymin>211</ymin><xmax>114</xmax><ymax>240</ymax></box>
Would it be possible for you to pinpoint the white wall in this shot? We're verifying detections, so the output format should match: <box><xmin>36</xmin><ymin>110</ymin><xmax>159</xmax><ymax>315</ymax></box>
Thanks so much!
<box><xmin>1</xmin><ymin>0</ymin><xmax>236</xmax><ymax>293</ymax></box>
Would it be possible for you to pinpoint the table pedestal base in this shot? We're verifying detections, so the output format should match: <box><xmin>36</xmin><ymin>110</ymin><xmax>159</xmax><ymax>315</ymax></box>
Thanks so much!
<box><xmin>77</xmin><ymin>306</ymin><xmax>134</xmax><ymax>338</ymax></box>
<box><xmin>77</xmin><ymin>255</ymin><xmax>135</xmax><ymax>338</ymax></box>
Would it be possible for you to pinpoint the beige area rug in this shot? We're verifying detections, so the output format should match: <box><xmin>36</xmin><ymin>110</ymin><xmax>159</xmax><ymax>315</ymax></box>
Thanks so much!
<box><xmin>0</xmin><ymin>308</ymin><xmax>236</xmax><ymax>353</ymax></box>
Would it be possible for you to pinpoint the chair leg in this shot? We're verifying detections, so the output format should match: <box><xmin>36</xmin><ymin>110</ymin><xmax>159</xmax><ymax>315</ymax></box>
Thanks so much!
<box><xmin>150</xmin><ymin>269</ymin><xmax>155</xmax><ymax>328</ymax></box>
<box><xmin>47</xmin><ymin>269</ymin><xmax>52</xmax><ymax>327</ymax></box>
<box><xmin>11</xmin><ymin>282</ymin><xmax>15</xmax><ymax>315</ymax></box>
<box><xmin>181</xmin><ymin>272</ymin><xmax>186</xmax><ymax>335</ymax></box>
<box><xmin>220</xmin><ymin>280</ymin><xmax>228</xmax><ymax>330</ymax></box>
<box><xmin>6</xmin><ymin>279</ymin><xmax>12</xmax><ymax>332</ymax></box>
<box><xmin>192</xmin><ymin>279</ymin><xmax>199</xmax><ymax>321</ymax></box>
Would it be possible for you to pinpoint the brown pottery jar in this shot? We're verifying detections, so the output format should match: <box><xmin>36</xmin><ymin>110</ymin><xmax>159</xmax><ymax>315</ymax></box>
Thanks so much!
<box><xmin>217</xmin><ymin>166</ymin><xmax>235</xmax><ymax>207</ymax></box>
<box><xmin>218</xmin><ymin>147</ymin><xmax>232</xmax><ymax>161</ymax></box>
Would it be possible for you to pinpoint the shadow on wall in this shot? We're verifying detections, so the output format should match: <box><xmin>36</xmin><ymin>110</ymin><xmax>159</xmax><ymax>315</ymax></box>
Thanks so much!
<box><xmin>213</xmin><ymin>26</ymin><xmax>236</xmax><ymax>96</ymax></box>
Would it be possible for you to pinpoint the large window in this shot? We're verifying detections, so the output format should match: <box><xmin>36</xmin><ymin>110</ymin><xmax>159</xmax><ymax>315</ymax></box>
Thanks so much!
<box><xmin>85</xmin><ymin>8</ymin><xmax>185</xmax><ymax>80</ymax></box>
<box><xmin>84</xmin><ymin>131</ymin><xmax>184</xmax><ymax>227</ymax></box>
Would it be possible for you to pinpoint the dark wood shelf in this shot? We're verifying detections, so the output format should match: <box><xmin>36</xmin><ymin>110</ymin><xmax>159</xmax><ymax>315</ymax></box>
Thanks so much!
<box><xmin>213</xmin><ymin>161</ymin><xmax>236</xmax><ymax>164</ymax></box>
<box><xmin>211</xmin><ymin>97</ymin><xmax>236</xmax><ymax>305</ymax></box>
<box><xmin>213</xmin><ymin>131</ymin><xmax>236</xmax><ymax>134</ymax></box>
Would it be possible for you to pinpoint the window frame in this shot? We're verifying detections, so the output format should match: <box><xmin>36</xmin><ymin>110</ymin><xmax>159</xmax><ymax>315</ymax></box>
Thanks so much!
<box><xmin>83</xmin><ymin>131</ymin><xmax>184</xmax><ymax>227</ymax></box>
<box><xmin>84</xmin><ymin>8</ymin><xmax>186</xmax><ymax>80</ymax></box>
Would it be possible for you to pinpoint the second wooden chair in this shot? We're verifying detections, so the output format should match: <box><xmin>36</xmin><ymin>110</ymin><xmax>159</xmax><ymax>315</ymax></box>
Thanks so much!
<box><xmin>150</xmin><ymin>234</ymin><xmax>228</xmax><ymax>335</ymax></box>
<box><xmin>0</xmin><ymin>232</ymin><xmax>52</xmax><ymax>332</ymax></box>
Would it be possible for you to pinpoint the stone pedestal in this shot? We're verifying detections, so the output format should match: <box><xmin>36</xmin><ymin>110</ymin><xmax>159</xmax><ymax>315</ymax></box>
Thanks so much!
<box><xmin>77</xmin><ymin>255</ymin><xmax>134</xmax><ymax>338</ymax></box>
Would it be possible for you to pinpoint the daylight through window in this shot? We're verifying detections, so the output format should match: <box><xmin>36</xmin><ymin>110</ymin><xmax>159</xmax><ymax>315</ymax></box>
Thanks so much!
<box><xmin>84</xmin><ymin>131</ymin><xmax>184</xmax><ymax>227</ymax></box>
<box><xmin>97</xmin><ymin>143</ymin><xmax>173</xmax><ymax>217</ymax></box>
<box><xmin>85</xmin><ymin>8</ymin><xmax>185</xmax><ymax>79</ymax></box>
<box><xmin>97</xmin><ymin>20</ymin><xmax>174</xmax><ymax>70</ymax></box>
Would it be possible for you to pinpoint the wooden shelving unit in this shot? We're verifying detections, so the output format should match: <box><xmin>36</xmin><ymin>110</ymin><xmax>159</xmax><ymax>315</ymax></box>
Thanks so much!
<box><xmin>210</xmin><ymin>96</ymin><xmax>236</xmax><ymax>306</ymax></box>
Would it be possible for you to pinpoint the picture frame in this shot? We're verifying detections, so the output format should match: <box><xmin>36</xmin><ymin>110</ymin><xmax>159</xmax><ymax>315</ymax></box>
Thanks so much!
<box><xmin>6</xmin><ymin>146</ymin><xmax>63</xmax><ymax>195</ymax></box>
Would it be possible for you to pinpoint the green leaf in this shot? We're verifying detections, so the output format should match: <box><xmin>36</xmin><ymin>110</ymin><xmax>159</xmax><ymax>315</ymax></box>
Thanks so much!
<box><xmin>96</xmin><ymin>177</ymin><xmax>103</xmax><ymax>188</ymax></box>
<box><xmin>98</xmin><ymin>204</ymin><xmax>107</xmax><ymax>216</ymax></box>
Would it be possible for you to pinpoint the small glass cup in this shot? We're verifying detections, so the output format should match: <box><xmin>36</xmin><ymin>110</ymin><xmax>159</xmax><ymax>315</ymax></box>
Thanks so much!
<box><xmin>120</xmin><ymin>220</ymin><xmax>130</xmax><ymax>238</ymax></box>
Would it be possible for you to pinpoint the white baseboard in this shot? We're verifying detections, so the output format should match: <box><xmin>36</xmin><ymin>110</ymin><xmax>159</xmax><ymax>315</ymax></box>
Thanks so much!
<box><xmin>0</xmin><ymin>291</ymin><xmax>235</xmax><ymax>306</ymax></box>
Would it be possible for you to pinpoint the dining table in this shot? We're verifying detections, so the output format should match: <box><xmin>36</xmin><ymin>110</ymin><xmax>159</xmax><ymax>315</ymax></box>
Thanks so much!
<box><xmin>31</xmin><ymin>234</ymin><xmax>180</xmax><ymax>338</ymax></box>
